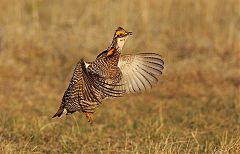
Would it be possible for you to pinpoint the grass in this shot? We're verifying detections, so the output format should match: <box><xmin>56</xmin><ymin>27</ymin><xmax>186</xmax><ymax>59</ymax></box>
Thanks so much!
<box><xmin>0</xmin><ymin>0</ymin><xmax>239</xmax><ymax>153</ymax></box>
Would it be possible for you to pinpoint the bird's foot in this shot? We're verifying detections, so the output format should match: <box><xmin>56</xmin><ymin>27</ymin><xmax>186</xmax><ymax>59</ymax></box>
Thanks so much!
<box><xmin>85</xmin><ymin>113</ymin><xmax>94</xmax><ymax>124</ymax></box>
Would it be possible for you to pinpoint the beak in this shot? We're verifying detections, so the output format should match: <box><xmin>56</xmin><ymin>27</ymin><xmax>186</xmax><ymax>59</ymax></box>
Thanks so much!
<box><xmin>127</xmin><ymin>31</ymin><xmax>132</xmax><ymax>35</ymax></box>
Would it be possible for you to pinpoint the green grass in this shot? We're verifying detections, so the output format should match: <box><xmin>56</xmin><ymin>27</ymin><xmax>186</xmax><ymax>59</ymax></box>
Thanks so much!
<box><xmin>0</xmin><ymin>0</ymin><xmax>239</xmax><ymax>153</ymax></box>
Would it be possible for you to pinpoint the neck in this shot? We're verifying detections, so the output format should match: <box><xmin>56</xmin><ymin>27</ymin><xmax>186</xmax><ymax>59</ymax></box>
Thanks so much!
<box><xmin>108</xmin><ymin>37</ymin><xmax>127</xmax><ymax>52</ymax></box>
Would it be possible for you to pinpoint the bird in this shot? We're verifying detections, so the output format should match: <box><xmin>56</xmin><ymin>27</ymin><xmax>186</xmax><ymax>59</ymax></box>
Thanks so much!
<box><xmin>52</xmin><ymin>27</ymin><xmax>164</xmax><ymax>123</ymax></box>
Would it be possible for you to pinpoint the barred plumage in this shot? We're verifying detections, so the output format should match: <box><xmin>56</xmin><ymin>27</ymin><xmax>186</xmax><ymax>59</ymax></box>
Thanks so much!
<box><xmin>53</xmin><ymin>27</ymin><xmax>164</xmax><ymax>123</ymax></box>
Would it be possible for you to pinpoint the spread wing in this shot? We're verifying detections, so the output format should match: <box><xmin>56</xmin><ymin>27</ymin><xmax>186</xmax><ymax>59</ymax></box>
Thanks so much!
<box><xmin>63</xmin><ymin>59</ymin><xmax>125</xmax><ymax>106</ymax></box>
<box><xmin>53</xmin><ymin>59</ymin><xmax>125</xmax><ymax>117</ymax></box>
<box><xmin>118</xmin><ymin>53</ymin><xmax>164</xmax><ymax>93</ymax></box>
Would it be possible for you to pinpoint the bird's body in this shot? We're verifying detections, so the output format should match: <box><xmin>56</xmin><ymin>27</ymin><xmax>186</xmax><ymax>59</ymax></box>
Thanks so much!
<box><xmin>53</xmin><ymin>27</ymin><xmax>164</xmax><ymax>122</ymax></box>
<box><xmin>88</xmin><ymin>48</ymin><xmax>122</xmax><ymax>84</ymax></box>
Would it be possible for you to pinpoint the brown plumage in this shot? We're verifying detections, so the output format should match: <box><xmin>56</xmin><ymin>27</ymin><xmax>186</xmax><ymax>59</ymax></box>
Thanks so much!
<box><xmin>53</xmin><ymin>27</ymin><xmax>164</xmax><ymax>123</ymax></box>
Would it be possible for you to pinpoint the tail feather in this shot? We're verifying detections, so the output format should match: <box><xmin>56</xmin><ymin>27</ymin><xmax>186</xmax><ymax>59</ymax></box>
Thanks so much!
<box><xmin>52</xmin><ymin>107</ymin><xmax>64</xmax><ymax>118</ymax></box>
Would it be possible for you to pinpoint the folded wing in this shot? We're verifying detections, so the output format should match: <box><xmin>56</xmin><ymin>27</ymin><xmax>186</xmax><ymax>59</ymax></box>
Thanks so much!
<box><xmin>118</xmin><ymin>53</ymin><xmax>164</xmax><ymax>93</ymax></box>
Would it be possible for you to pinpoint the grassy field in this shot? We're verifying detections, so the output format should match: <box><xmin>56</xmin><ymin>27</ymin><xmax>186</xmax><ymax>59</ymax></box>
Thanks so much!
<box><xmin>0</xmin><ymin>0</ymin><xmax>239</xmax><ymax>153</ymax></box>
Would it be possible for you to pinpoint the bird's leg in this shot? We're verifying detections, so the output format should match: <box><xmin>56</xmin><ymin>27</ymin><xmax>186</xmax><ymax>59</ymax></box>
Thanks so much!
<box><xmin>85</xmin><ymin>113</ymin><xmax>94</xmax><ymax>124</ymax></box>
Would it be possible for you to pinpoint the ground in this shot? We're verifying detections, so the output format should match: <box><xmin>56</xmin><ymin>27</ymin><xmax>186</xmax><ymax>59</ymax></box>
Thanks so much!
<box><xmin>0</xmin><ymin>0</ymin><xmax>239</xmax><ymax>153</ymax></box>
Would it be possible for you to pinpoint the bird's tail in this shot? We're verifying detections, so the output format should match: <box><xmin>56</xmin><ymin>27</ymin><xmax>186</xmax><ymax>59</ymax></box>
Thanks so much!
<box><xmin>52</xmin><ymin>106</ymin><xmax>64</xmax><ymax>118</ymax></box>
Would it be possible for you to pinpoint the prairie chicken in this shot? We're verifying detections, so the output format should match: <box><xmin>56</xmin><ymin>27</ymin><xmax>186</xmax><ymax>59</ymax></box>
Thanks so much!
<box><xmin>53</xmin><ymin>27</ymin><xmax>164</xmax><ymax>123</ymax></box>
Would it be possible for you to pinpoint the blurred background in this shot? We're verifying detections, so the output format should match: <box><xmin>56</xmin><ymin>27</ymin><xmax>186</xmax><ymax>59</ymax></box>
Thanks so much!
<box><xmin>0</xmin><ymin>0</ymin><xmax>239</xmax><ymax>153</ymax></box>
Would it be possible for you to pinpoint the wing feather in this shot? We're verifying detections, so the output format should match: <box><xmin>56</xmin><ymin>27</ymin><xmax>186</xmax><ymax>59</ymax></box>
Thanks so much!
<box><xmin>118</xmin><ymin>53</ymin><xmax>164</xmax><ymax>93</ymax></box>
<box><xmin>63</xmin><ymin>59</ymin><xmax>125</xmax><ymax>109</ymax></box>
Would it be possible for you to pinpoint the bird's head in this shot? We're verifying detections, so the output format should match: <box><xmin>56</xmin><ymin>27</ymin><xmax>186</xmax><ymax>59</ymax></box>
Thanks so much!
<box><xmin>110</xmin><ymin>27</ymin><xmax>132</xmax><ymax>51</ymax></box>
<box><xmin>114</xmin><ymin>27</ymin><xmax>132</xmax><ymax>39</ymax></box>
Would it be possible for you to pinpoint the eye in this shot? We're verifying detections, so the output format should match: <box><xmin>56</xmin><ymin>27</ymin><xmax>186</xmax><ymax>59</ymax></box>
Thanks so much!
<box><xmin>116</xmin><ymin>31</ymin><xmax>125</xmax><ymax>37</ymax></box>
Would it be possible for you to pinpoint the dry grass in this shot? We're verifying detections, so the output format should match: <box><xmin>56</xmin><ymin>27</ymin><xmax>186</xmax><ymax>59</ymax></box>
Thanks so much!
<box><xmin>0</xmin><ymin>0</ymin><xmax>239</xmax><ymax>153</ymax></box>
